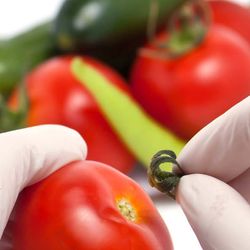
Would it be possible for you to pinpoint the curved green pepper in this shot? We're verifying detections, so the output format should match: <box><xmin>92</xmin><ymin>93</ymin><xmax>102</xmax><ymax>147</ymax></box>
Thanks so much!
<box><xmin>71</xmin><ymin>57</ymin><xmax>186</xmax><ymax>169</ymax></box>
<box><xmin>54</xmin><ymin>0</ymin><xmax>186</xmax><ymax>75</ymax></box>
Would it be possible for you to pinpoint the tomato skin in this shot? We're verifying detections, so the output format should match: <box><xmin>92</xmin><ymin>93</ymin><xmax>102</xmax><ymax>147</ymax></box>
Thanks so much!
<box><xmin>208</xmin><ymin>0</ymin><xmax>250</xmax><ymax>44</ymax></box>
<box><xmin>10</xmin><ymin>56</ymin><xmax>135</xmax><ymax>173</ymax></box>
<box><xmin>12</xmin><ymin>160</ymin><xmax>173</xmax><ymax>250</ymax></box>
<box><xmin>130</xmin><ymin>25</ymin><xmax>250</xmax><ymax>140</ymax></box>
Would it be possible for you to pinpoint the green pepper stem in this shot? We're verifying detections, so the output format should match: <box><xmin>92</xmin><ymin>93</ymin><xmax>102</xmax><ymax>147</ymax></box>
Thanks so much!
<box><xmin>148</xmin><ymin>150</ymin><xmax>184</xmax><ymax>199</ymax></box>
<box><xmin>71</xmin><ymin>58</ymin><xmax>185</xmax><ymax>168</ymax></box>
<box><xmin>165</xmin><ymin>0</ymin><xmax>210</xmax><ymax>57</ymax></box>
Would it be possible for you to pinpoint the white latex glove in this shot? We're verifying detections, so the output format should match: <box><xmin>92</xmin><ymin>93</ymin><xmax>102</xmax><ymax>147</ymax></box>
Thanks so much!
<box><xmin>176</xmin><ymin>97</ymin><xmax>250</xmax><ymax>250</ymax></box>
<box><xmin>0</xmin><ymin>125</ymin><xmax>87</xmax><ymax>249</ymax></box>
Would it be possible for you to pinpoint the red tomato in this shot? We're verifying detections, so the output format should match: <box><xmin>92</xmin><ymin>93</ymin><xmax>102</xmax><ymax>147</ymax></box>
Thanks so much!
<box><xmin>10</xmin><ymin>56</ymin><xmax>135</xmax><ymax>173</ymax></box>
<box><xmin>12</xmin><ymin>160</ymin><xmax>173</xmax><ymax>250</ymax></box>
<box><xmin>130</xmin><ymin>25</ymin><xmax>250</xmax><ymax>140</ymax></box>
<box><xmin>208</xmin><ymin>0</ymin><xmax>250</xmax><ymax>43</ymax></box>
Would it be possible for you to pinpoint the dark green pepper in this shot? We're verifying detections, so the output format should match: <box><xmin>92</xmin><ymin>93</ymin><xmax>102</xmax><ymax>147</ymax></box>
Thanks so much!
<box><xmin>54</xmin><ymin>0</ymin><xmax>186</xmax><ymax>75</ymax></box>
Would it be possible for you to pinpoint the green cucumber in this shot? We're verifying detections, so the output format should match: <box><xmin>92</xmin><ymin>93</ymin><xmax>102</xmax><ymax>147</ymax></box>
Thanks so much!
<box><xmin>54</xmin><ymin>0</ymin><xmax>186</xmax><ymax>75</ymax></box>
<box><xmin>0</xmin><ymin>21</ymin><xmax>57</xmax><ymax>97</ymax></box>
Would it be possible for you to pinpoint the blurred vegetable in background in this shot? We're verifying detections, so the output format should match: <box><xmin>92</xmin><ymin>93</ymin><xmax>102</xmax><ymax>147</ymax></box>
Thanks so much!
<box><xmin>8</xmin><ymin>56</ymin><xmax>135</xmax><ymax>173</ymax></box>
<box><xmin>130</xmin><ymin>0</ymin><xmax>250</xmax><ymax>140</ymax></box>
<box><xmin>53</xmin><ymin>0</ymin><xmax>186</xmax><ymax>76</ymax></box>
<box><xmin>0</xmin><ymin>22</ymin><xmax>56</xmax><ymax>97</ymax></box>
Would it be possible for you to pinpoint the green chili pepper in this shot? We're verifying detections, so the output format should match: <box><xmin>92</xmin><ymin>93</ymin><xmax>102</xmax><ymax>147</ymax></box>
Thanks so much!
<box><xmin>71</xmin><ymin>58</ymin><xmax>186</xmax><ymax>169</ymax></box>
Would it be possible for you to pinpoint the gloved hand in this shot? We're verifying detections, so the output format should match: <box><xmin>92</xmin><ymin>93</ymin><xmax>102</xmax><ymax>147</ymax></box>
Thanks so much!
<box><xmin>177</xmin><ymin>97</ymin><xmax>250</xmax><ymax>250</ymax></box>
<box><xmin>0</xmin><ymin>125</ymin><xmax>87</xmax><ymax>250</ymax></box>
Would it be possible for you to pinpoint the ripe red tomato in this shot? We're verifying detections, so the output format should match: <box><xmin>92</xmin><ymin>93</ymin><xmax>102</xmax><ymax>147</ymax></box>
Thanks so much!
<box><xmin>130</xmin><ymin>25</ymin><xmax>250</xmax><ymax>140</ymax></box>
<box><xmin>12</xmin><ymin>160</ymin><xmax>173</xmax><ymax>250</ymax></box>
<box><xmin>208</xmin><ymin>0</ymin><xmax>250</xmax><ymax>43</ymax></box>
<box><xmin>10</xmin><ymin>56</ymin><xmax>135</xmax><ymax>173</ymax></box>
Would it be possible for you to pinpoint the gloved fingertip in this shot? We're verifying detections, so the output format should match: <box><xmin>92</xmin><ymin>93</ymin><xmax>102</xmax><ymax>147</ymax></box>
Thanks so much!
<box><xmin>45</xmin><ymin>124</ymin><xmax>88</xmax><ymax>159</ymax></box>
<box><xmin>176</xmin><ymin>174</ymin><xmax>250</xmax><ymax>250</ymax></box>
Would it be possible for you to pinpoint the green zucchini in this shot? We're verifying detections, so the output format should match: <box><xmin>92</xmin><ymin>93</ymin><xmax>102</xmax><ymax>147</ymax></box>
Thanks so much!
<box><xmin>0</xmin><ymin>21</ymin><xmax>57</xmax><ymax>97</ymax></box>
<box><xmin>54</xmin><ymin>0</ymin><xmax>186</xmax><ymax>75</ymax></box>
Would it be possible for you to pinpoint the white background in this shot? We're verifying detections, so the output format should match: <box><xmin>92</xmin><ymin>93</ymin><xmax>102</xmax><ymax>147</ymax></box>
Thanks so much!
<box><xmin>0</xmin><ymin>0</ymin><xmax>249</xmax><ymax>249</ymax></box>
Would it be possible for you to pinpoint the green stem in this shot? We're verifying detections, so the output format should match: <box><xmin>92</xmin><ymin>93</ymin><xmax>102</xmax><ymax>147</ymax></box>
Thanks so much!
<box><xmin>148</xmin><ymin>150</ymin><xmax>184</xmax><ymax>199</ymax></box>
<box><xmin>71</xmin><ymin>58</ymin><xmax>186</xmax><ymax>168</ymax></box>
<box><xmin>147</xmin><ymin>0</ymin><xmax>211</xmax><ymax>58</ymax></box>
